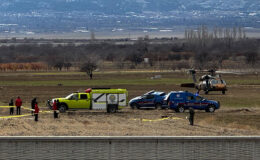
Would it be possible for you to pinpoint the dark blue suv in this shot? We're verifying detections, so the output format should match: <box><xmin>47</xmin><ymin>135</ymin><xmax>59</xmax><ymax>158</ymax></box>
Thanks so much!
<box><xmin>129</xmin><ymin>90</ymin><xmax>166</xmax><ymax>109</ymax></box>
<box><xmin>164</xmin><ymin>91</ymin><xmax>220</xmax><ymax>112</ymax></box>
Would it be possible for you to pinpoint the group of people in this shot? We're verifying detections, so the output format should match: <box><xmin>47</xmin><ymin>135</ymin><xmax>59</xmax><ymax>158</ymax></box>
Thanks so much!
<box><xmin>8</xmin><ymin>96</ymin><xmax>23</xmax><ymax>115</ymax></box>
<box><xmin>8</xmin><ymin>97</ymin><xmax>59</xmax><ymax>121</ymax></box>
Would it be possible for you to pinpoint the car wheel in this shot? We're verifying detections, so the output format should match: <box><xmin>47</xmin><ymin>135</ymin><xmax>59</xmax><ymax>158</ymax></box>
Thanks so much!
<box><xmin>131</xmin><ymin>103</ymin><xmax>139</xmax><ymax>109</ymax></box>
<box><xmin>155</xmin><ymin>103</ymin><xmax>162</xmax><ymax>109</ymax></box>
<box><xmin>107</xmin><ymin>105</ymin><xmax>117</xmax><ymax>113</ymax></box>
<box><xmin>177</xmin><ymin>105</ymin><xmax>185</xmax><ymax>113</ymax></box>
<box><xmin>59</xmin><ymin>104</ymin><xmax>67</xmax><ymax>113</ymax></box>
<box><xmin>160</xmin><ymin>106</ymin><xmax>167</xmax><ymax>110</ymax></box>
<box><xmin>222</xmin><ymin>90</ymin><xmax>225</xmax><ymax>95</ymax></box>
<box><xmin>207</xmin><ymin>105</ymin><xmax>215</xmax><ymax>113</ymax></box>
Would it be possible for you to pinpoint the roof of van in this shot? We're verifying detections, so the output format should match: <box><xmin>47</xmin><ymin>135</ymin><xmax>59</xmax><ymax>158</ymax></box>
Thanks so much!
<box><xmin>151</xmin><ymin>92</ymin><xmax>165</xmax><ymax>96</ymax></box>
<box><xmin>168</xmin><ymin>91</ymin><xmax>189</xmax><ymax>94</ymax></box>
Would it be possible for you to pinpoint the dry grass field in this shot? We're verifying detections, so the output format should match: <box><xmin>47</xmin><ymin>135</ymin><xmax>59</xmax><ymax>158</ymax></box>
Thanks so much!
<box><xmin>0</xmin><ymin>71</ymin><xmax>259</xmax><ymax>136</ymax></box>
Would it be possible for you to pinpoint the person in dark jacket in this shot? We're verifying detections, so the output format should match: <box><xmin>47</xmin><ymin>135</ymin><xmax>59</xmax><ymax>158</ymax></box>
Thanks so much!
<box><xmin>52</xmin><ymin>100</ymin><xmax>59</xmax><ymax>118</ymax></box>
<box><xmin>9</xmin><ymin>99</ymin><xmax>14</xmax><ymax>115</ymax></box>
<box><xmin>205</xmin><ymin>75</ymin><xmax>210</xmax><ymax>91</ymax></box>
<box><xmin>15</xmin><ymin>96</ymin><xmax>22</xmax><ymax>115</ymax></box>
<box><xmin>31</xmin><ymin>98</ymin><xmax>37</xmax><ymax>116</ymax></box>
<box><xmin>56</xmin><ymin>100</ymin><xmax>60</xmax><ymax>110</ymax></box>
<box><xmin>34</xmin><ymin>102</ymin><xmax>39</xmax><ymax>122</ymax></box>
<box><xmin>189</xmin><ymin>107</ymin><xmax>195</xmax><ymax>126</ymax></box>
<box><xmin>195</xmin><ymin>90</ymin><xmax>200</xmax><ymax>96</ymax></box>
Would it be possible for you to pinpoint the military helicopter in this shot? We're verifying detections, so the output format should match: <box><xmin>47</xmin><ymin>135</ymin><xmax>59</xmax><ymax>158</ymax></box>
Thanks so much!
<box><xmin>181</xmin><ymin>69</ymin><xmax>227</xmax><ymax>94</ymax></box>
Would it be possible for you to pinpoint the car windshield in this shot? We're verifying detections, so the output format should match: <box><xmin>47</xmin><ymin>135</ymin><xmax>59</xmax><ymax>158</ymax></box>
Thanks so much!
<box><xmin>160</xmin><ymin>93</ymin><xmax>166</xmax><ymax>96</ymax></box>
<box><xmin>142</xmin><ymin>95</ymin><xmax>154</xmax><ymax>99</ymax></box>
<box><xmin>164</xmin><ymin>93</ymin><xmax>171</xmax><ymax>101</ymax></box>
<box><xmin>65</xmin><ymin>93</ymin><xmax>74</xmax><ymax>99</ymax></box>
<box><xmin>144</xmin><ymin>90</ymin><xmax>154</xmax><ymax>95</ymax></box>
<box><xmin>196</xmin><ymin>96</ymin><xmax>203</xmax><ymax>101</ymax></box>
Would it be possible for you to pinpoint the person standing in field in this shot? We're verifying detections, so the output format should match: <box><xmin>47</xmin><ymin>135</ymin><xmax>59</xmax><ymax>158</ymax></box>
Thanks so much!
<box><xmin>9</xmin><ymin>99</ymin><xmax>14</xmax><ymax>115</ymax></box>
<box><xmin>195</xmin><ymin>90</ymin><xmax>200</xmax><ymax>96</ymax></box>
<box><xmin>52</xmin><ymin>100</ymin><xmax>59</xmax><ymax>118</ymax></box>
<box><xmin>189</xmin><ymin>107</ymin><xmax>195</xmax><ymax>126</ymax></box>
<box><xmin>31</xmin><ymin>98</ymin><xmax>37</xmax><ymax>116</ymax></box>
<box><xmin>15</xmin><ymin>96</ymin><xmax>22</xmax><ymax>115</ymax></box>
<box><xmin>56</xmin><ymin>100</ymin><xmax>60</xmax><ymax>111</ymax></box>
<box><xmin>34</xmin><ymin>102</ymin><xmax>39</xmax><ymax>122</ymax></box>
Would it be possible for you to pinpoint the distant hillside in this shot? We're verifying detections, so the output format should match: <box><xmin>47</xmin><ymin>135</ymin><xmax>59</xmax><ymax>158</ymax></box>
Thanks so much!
<box><xmin>1</xmin><ymin>0</ymin><xmax>259</xmax><ymax>14</ymax></box>
<box><xmin>0</xmin><ymin>0</ymin><xmax>259</xmax><ymax>35</ymax></box>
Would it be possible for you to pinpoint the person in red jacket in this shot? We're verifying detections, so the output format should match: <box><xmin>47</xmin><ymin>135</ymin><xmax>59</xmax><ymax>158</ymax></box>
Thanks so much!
<box><xmin>52</xmin><ymin>100</ymin><xmax>59</xmax><ymax>118</ymax></box>
<box><xmin>15</xmin><ymin>96</ymin><xmax>22</xmax><ymax>115</ymax></box>
<box><xmin>34</xmin><ymin>102</ymin><xmax>39</xmax><ymax>122</ymax></box>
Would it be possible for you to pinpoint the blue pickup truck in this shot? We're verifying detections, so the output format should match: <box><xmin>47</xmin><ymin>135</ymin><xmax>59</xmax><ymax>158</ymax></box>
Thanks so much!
<box><xmin>129</xmin><ymin>90</ymin><xmax>166</xmax><ymax>109</ymax></box>
<box><xmin>164</xmin><ymin>91</ymin><xmax>220</xmax><ymax>112</ymax></box>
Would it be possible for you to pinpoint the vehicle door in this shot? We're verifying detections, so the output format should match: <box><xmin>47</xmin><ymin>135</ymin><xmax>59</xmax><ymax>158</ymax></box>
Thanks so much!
<box><xmin>66</xmin><ymin>93</ymin><xmax>80</xmax><ymax>109</ymax></box>
<box><xmin>185</xmin><ymin>94</ymin><xmax>196</xmax><ymax>109</ymax></box>
<box><xmin>200</xmin><ymin>97</ymin><xmax>209</xmax><ymax>109</ymax></box>
<box><xmin>194</xmin><ymin>96</ymin><xmax>203</xmax><ymax>109</ymax></box>
<box><xmin>143</xmin><ymin>94</ymin><xmax>155</xmax><ymax>107</ymax></box>
<box><xmin>78</xmin><ymin>93</ymin><xmax>91</xmax><ymax>109</ymax></box>
<box><xmin>163</xmin><ymin>93</ymin><xmax>171</xmax><ymax>107</ymax></box>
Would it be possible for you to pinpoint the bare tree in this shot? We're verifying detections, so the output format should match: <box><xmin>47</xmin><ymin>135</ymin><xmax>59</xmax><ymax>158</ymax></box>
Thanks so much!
<box><xmin>245</xmin><ymin>51</ymin><xmax>258</xmax><ymax>67</ymax></box>
<box><xmin>213</xmin><ymin>27</ymin><xmax>218</xmax><ymax>39</ymax></box>
<box><xmin>115</xmin><ymin>58</ymin><xmax>125</xmax><ymax>69</ymax></box>
<box><xmin>54</xmin><ymin>62</ymin><xmax>64</xmax><ymax>71</ymax></box>
<box><xmin>127</xmin><ymin>53</ymin><xmax>143</xmax><ymax>66</ymax></box>
<box><xmin>242</xmin><ymin>28</ymin><xmax>247</xmax><ymax>39</ymax></box>
<box><xmin>218</xmin><ymin>27</ymin><xmax>223</xmax><ymax>38</ymax></box>
<box><xmin>238</xmin><ymin>27</ymin><xmax>242</xmax><ymax>39</ymax></box>
<box><xmin>185</xmin><ymin>29</ymin><xmax>188</xmax><ymax>39</ymax></box>
<box><xmin>194</xmin><ymin>52</ymin><xmax>211</xmax><ymax>70</ymax></box>
<box><xmin>80</xmin><ymin>60</ymin><xmax>97</xmax><ymax>80</ymax></box>
<box><xmin>232</xmin><ymin>27</ymin><xmax>237</xmax><ymax>39</ymax></box>
<box><xmin>91</xmin><ymin>31</ymin><xmax>95</xmax><ymax>41</ymax></box>
<box><xmin>64</xmin><ymin>62</ymin><xmax>72</xmax><ymax>71</ymax></box>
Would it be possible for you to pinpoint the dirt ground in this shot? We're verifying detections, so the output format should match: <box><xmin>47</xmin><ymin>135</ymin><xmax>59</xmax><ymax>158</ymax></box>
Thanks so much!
<box><xmin>0</xmin><ymin>107</ymin><xmax>259</xmax><ymax>136</ymax></box>
<box><xmin>0</xmin><ymin>71</ymin><xmax>259</xmax><ymax>136</ymax></box>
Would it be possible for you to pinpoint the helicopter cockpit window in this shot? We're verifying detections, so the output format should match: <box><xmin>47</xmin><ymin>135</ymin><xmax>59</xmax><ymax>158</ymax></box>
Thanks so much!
<box><xmin>211</xmin><ymin>80</ymin><xmax>218</xmax><ymax>84</ymax></box>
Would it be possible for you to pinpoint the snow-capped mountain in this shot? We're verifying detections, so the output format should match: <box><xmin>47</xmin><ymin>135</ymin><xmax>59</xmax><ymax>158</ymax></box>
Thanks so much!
<box><xmin>0</xmin><ymin>0</ymin><xmax>259</xmax><ymax>13</ymax></box>
<box><xmin>0</xmin><ymin>0</ymin><xmax>259</xmax><ymax>35</ymax></box>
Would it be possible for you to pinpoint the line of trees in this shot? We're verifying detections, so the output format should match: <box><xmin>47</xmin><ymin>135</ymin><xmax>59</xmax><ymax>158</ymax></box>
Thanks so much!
<box><xmin>0</xmin><ymin>63</ymin><xmax>47</xmax><ymax>71</ymax></box>
<box><xmin>185</xmin><ymin>26</ymin><xmax>247</xmax><ymax>40</ymax></box>
<box><xmin>0</xmin><ymin>28</ymin><xmax>258</xmax><ymax>75</ymax></box>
